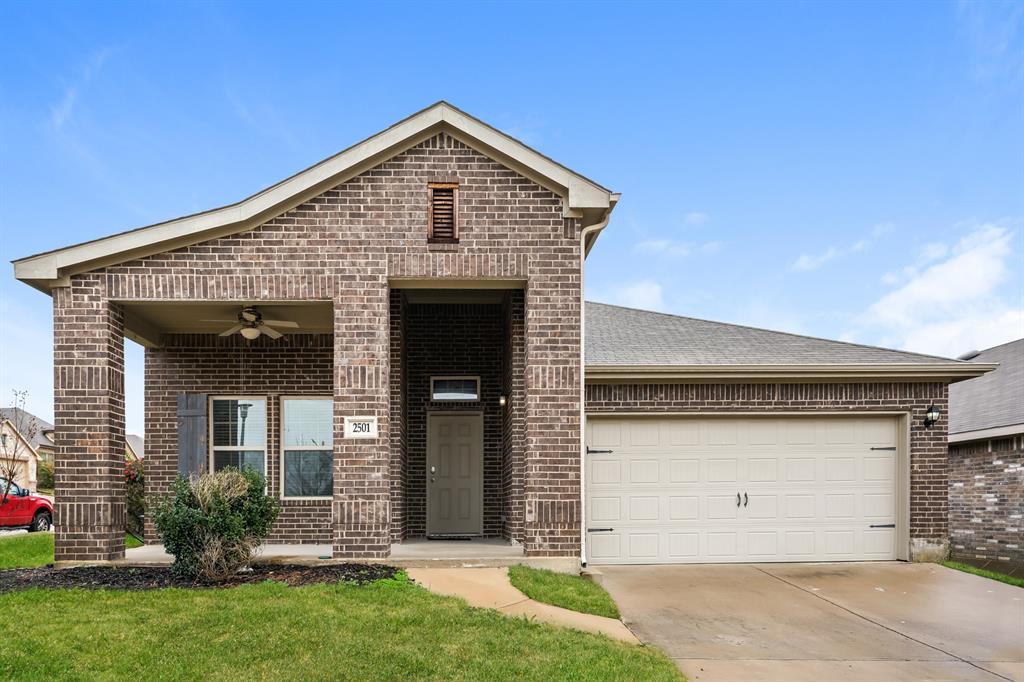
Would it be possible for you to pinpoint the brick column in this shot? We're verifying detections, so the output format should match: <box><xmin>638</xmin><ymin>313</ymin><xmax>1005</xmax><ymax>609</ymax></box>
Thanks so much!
<box><xmin>52</xmin><ymin>277</ymin><xmax>126</xmax><ymax>563</ymax></box>
<box><xmin>332</xmin><ymin>285</ymin><xmax>391</xmax><ymax>558</ymax></box>
<box><xmin>523</xmin><ymin>274</ymin><xmax>582</xmax><ymax>557</ymax></box>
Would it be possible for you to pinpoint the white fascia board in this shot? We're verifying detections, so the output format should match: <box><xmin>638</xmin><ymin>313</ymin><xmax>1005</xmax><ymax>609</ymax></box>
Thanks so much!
<box><xmin>13</xmin><ymin>102</ymin><xmax>613</xmax><ymax>291</ymax></box>
<box><xmin>949</xmin><ymin>424</ymin><xmax>1024</xmax><ymax>443</ymax></box>
<box><xmin>585</xmin><ymin>362</ymin><xmax>998</xmax><ymax>382</ymax></box>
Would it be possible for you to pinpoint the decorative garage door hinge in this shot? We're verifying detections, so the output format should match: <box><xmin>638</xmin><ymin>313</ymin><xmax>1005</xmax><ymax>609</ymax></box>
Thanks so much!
<box><xmin>869</xmin><ymin>523</ymin><xmax>896</xmax><ymax>528</ymax></box>
<box><xmin>869</xmin><ymin>446</ymin><xmax>897</xmax><ymax>451</ymax></box>
<box><xmin>586</xmin><ymin>447</ymin><xmax>614</xmax><ymax>454</ymax></box>
<box><xmin>587</xmin><ymin>528</ymin><xmax>614</xmax><ymax>533</ymax></box>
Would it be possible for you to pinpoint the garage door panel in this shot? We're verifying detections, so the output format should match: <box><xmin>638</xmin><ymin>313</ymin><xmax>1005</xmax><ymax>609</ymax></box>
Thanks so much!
<box><xmin>586</xmin><ymin>416</ymin><xmax>900</xmax><ymax>564</ymax></box>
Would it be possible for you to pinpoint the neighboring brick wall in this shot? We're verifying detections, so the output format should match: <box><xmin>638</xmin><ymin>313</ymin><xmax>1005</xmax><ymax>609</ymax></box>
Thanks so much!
<box><xmin>84</xmin><ymin>132</ymin><xmax>581</xmax><ymax>558</ymax></box>
<box><xmin>402</xmin><ymin>302</ymin><xmax>505</xmax><ymax>537</ymax></box>
<box><xmin>144</xmin><ymin>333</ymin><xmax>334</xmax><ymax>544</ymax></box>
<box><xmin>949</xmin><ymin>435</ymin><xmax>1024</xmax><ymax>567</ymax></box>
<box><xmin>586</xmin><ymin>381</ymin><xmax>950</xmax><ymax>559</ymax></box>
<box><xmin>52</xmin><ymin>277</ymin><xmax>126</xmax><ymax>563</ymax></box>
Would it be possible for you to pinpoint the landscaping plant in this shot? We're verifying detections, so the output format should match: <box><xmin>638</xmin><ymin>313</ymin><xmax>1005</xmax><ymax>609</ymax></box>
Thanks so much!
<box><xmin>124</xmin><ymin>459</ymin><xmax>145</xmax><ymax>539</ymax></box>
<box><xmin>150</xmin><ymin>467</ymin><xmax>279</xmax><ymax>580</ymax></box>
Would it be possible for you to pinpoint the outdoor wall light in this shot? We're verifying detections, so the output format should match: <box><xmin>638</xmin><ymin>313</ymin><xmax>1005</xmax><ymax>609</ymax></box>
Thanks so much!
<box><xmin>240</xmin><ymin>326</ymin><xmax>261</xmax><ymax>340</ymax></box>
<box><xmin>499</xmin><ymin>395</ymin><xmax>507</xmax><ymax>407</ymax></box>
<box><xmin>924</xmin><ymin>404</ymin><xmax>941</xmax><ymax>428</ymax></box>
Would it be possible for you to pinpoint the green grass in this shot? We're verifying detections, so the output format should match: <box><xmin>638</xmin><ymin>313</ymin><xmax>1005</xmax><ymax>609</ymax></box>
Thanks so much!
<box><xmin>508</xmin><ymin>565</ymin><xmax>620</xmax><ymax>619</ymax></box>
<box><xmin>0</xmin><ymin>576</ymin><xmax>680</xmax><ymax>681</ymax></box>
<box><xmin>0</xmin><ymin>533</ymin><xmax>144</xmax><ymax>569</ymax></box>
<box><xmin>942</xmin><ymin>561</ymin><xmax>1024</xmax><ymax>588</ymax></box>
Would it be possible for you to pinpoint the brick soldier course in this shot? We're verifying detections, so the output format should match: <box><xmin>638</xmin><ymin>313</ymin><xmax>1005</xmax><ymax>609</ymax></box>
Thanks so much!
<box><xmin>13</xmin><ymin>102</ymin><xmax>989</xmax><ymax>565</ymax></box>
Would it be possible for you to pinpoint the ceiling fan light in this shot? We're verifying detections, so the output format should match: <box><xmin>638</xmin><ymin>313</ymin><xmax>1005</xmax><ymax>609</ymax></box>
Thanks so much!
<box><xmin>240</xmin><ymin>326</ymin><xmax>261</xmax><ymax>340</ymax></box>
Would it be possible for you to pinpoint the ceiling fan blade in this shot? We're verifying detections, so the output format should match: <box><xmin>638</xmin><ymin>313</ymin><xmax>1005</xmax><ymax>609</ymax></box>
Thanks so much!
<box><xmin>219</xmin><ymin>324</ymin><xmax>244</xmax><ymax>337</ymax></box>
<box><xmin>200</xmin><ymin>319</ymin><xmax>239</xmax><ymax>323</ymax></box>
<box><xmin>260</xmin><ymin>319</ymin><xmax>299</xmax><ymax>328</ymax></box>
<box><xmin>259</xmin><ymin>324</ymin><xmax>283</xmax><ymax>339</ymax></box>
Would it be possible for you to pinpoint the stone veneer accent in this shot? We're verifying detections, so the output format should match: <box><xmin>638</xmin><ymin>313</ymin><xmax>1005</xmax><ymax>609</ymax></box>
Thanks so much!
<box><xmin>585</xmin><ymin>382</ymin><xmax>951</xmax><ymax>560</ymax></box>
<box><xmin>56</xmin><ymin>132</ymin><xmax>581</xmax><ymax>561</ymax></box>
<box><xmin>949</xmin><ymin>435</ymin><xmax>1024</xmax><ymax>568</ymax></box>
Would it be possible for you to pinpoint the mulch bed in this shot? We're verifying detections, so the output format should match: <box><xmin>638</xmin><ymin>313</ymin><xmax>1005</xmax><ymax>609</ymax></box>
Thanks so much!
<box><xmin>0</xmin><ymin>563</ymin><xmax>398</xmax><ymax>594</ymax></box>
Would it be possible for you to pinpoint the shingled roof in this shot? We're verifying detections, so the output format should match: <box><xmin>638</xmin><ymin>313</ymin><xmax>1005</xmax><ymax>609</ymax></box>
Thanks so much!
<box><xmin>585</xmin><ymin>302</ymin><xmax>991</xmax><ymax>381</ymax></box>
<box><xmin>949</xmin><ymin>338</ymin><xmax>1023</xmax><ymax>440</ymax></box>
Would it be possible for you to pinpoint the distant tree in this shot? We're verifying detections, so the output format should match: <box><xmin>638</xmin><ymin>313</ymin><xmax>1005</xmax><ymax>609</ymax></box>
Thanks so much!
<box><xmin>0</xmin><ymin>390</ymin><xmax>39</xmax><ymax>500</ymax></box>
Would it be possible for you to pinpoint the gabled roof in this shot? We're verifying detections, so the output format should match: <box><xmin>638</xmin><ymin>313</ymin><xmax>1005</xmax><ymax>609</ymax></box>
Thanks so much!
<box><xmin>13</xmin><ymin>102</ymin><xmax>618</xmax><ymax>292</ymax></box>
<box><xmin>585</xmin><ymin>302</ymin><xmax>994</xmax><ymax>381</ymax></box>
<box><xmin>126</xmin><ymin>434</ymin><xmax>145</xmax><ymax>460</ymax></box>
<box><xmin>0</xmin><ymin>408</ymin><xmax>54</xmax><ymax>451</ymax></box>
<box><xmin>949</xmin><ymin>338</ymin><xmax>1023</xmax><ymax>441</ymax></box>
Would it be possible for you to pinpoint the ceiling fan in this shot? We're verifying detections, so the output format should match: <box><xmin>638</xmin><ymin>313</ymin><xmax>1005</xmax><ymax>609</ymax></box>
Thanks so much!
<box><xmin>203</xmin><ymin>306</ymin><xmax>299</xmax><ymax>340</ymax></box>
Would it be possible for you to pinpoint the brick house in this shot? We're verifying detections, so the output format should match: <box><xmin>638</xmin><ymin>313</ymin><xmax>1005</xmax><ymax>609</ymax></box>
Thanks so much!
<box><xmin>948</xmin><ymin>339</ymin><xmax>1023</xmax><ymax>571</ymax></box>
<box><xmin>13</xmin><ymin>102</ymin><xmax>991</xmax><ymax>566</ymax></box>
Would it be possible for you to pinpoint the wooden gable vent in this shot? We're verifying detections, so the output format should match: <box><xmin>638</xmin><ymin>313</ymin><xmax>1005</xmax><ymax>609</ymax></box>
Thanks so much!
<box><xmin>428</xmin><ymin>182</ymin><xmax>458</xmax><ymax>243</ymax></box>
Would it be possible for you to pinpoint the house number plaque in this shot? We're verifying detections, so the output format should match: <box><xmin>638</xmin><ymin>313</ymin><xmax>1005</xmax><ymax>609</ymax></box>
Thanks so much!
<box><xmin>344</xmin><ymin>416</ymin><xmax>378</xmax><ymax>439</ymax></box>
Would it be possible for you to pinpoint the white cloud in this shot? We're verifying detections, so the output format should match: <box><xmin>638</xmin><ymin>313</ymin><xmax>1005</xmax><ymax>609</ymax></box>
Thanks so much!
<box><xmin>853</xmin><ymin>223</ymin><xmax>1023</xmax><ymax>357</ymax></box>
<box><xmin>596</xmin><ymin>279</ymin><xmax>666</xmax><ymax>312</ymax></box>
<box><xmin>50</xmin><ymin>48</ymin><xmax>112</xmax><ymax>130</ymax></box>
<box><xmin>634</xmin><ymin>239</ymin><xmax>722</xmax><ymax>258</ymax></box>
<box><xmin>792</xmin><ymin>247</ymin><xmax>840</xmax><ymax>271</ymax></box>
<box><xmin>684</xmin><ymin>212</ymin><xmax>709</xmax><ymax>226</ymax></box>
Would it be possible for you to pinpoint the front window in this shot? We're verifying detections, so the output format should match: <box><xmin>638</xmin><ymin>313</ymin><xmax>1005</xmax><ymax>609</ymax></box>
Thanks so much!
<box><xmin>282</xmin><ymin>398</ymin><xmax>333</xmax><ymax>498</ymax></box>
<box><xmin>431</xmin><ymin>377</ymin><xmax>480</xmax><ymax>401</ymax></box>
<box><xmin>210</xmin><ymin>398</ymin><xmax>266</xmax><ymax>476</ymax></box>
<box><xmin>1</xmin><ymin>479</ymin><xmax>22</xmax><ymax>498</ymax></box>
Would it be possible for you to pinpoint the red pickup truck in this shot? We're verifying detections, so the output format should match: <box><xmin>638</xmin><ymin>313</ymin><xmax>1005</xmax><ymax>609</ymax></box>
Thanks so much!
<box><xmin>0</xmin><ymin>479</ymin><xmax>53</xmax><ymax>532</ymax></box>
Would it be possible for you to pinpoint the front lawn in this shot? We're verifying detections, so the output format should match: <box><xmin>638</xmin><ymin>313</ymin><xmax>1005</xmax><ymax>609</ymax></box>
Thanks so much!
<box><xmin>508</xmin><ymin>564</ymin><xmax>620</xmax><ymax>619</ymax></box>
<box><xmin>0</xmin><ymin>533</ymin><xmax>143</xmax><ymax>569</ymax></box>
<box><xmin>0</xmin><ymin>577</ymin><xmax>680</xmax><ymax>680</ymax></box>
<box><xmin>942</xmin><ymin>561</ymin><xmax>1024</xmax><ymax>588</ymax></box>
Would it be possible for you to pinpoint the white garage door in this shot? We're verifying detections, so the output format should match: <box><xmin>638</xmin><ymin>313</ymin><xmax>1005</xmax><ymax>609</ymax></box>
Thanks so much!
<box><xmin>585</xmin><ymin>416</ymin><xmax>901</xmax><ymax>564</ymax></box>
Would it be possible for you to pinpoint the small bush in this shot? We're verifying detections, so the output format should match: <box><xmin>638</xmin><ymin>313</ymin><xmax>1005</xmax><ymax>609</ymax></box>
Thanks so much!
<box><xmin>150</xmin><ymin>467</ymin><xmax>280</xmax><ymax>580</ymax></box>
<box><xmin>124</xmin><ymin>460</ymin><xmax>145</xmax><ymax>539</ymax></box>
<box><xmin>36</xmin><ymin>460</ymin><xmax>55</xmax><ymax>491</ymax></box>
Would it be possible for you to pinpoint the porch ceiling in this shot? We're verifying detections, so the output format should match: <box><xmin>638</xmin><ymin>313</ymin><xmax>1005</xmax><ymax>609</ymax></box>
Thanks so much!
<box><xmin>120</xmin><ymin>301</ymin><xmax>333</xmax><ymax>348</ymax></box>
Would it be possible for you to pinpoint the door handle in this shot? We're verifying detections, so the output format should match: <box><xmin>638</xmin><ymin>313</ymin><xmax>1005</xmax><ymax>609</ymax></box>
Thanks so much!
<box><xmin>744</xmin><ymin>492</ymin><xmax>748</xmax><ymax>507</ymax></box>
<box><xmin>736</xmin><ymin>492</ymin><xmax>741</xmax><ymax>507</ymax></box>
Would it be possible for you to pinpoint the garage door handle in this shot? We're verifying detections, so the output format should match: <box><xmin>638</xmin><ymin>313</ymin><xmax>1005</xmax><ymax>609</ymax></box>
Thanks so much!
<box><xmin>744</xmin><ymin>492</ymin><xmax>748</xmax><ymax>507</ymax></box>
<box><xmin>736</xmin><ymin>493</ymin><xmax>741</xmax><ymax>507</ymax></box>
<box><xmin>587</xmin><ymin>528</ymin><xmax>614</xmax><ymax>533</ymax></box>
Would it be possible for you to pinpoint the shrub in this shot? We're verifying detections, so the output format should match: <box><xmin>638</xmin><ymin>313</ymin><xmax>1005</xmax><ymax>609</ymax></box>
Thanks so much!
<box><xmin>36</xmin><ymin>460</ymin><xmax>55</xmax><ymax>491</ymax></box>
<box><xmin>149</xmin><ymin>467</ymin><xmax>280</xmax><ymax>580</ymax></box>
<box><xmin>124</xmin><ymin>460</ymin><xmax>145</xmax><ymax>539</ymax></box>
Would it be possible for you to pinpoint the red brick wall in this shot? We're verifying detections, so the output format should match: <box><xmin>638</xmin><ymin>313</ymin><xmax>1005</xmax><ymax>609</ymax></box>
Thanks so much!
<box><xmin>75</xmin><ymin>132</ymin><xmax>583</xmax><ymax>559</ymax></box>
<box><xmin>52</xmin><ymin>277</ymin><xmax>126</xmax><ymax>563</ymax></box>
<box><xmin>586</xmin><ymin>381</ymin><xmax>950</xmax><ymax>559</ymax></box>
<box><xmin>144</xmin><ymin>333</ymin><xmax>333</xmax><ymax>544</ymax></box>
<box><xmin>949</xmin><ymin>436</ymin><xmax>1024</xmax><ymax>567</ymax></box>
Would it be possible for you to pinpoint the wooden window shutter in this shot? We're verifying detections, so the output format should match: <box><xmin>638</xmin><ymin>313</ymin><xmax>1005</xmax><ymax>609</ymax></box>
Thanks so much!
<box><xmin>428</xmin><ymin>183</ymin><xmax>458</xmax><ymax>242</ymax></box>
<box><xmin>176</xmin><ymin>393</ymin><xmax>208</xmax><ymax>479</ymax></box>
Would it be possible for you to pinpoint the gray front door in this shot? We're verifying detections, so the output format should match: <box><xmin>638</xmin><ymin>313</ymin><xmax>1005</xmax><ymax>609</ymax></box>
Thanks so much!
<box><xmin>427</xmin><ymin>413</ymin><xmax>483</xmax><ymax>535</ymax></box>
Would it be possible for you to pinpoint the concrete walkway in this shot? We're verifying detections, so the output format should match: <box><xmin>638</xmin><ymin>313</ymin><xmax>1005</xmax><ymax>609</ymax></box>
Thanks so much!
<box><xmin>407</xmin><ymin>567</ymin><xmax>639</xmax><ymax>644</ymax></box>
<box><xmin>600</xmin><ymin>563</ymin><xmax>1024</xmax><ymax>681</ymax></box>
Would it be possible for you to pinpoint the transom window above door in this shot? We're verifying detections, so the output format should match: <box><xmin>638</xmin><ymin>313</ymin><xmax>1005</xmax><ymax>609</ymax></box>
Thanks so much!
<box><xmin>209</xmin><ymin>397</ymin><xmax>266</xmax><ymax>476</ymax></box>
<box><xmin>430</xmin><ymin>377</ymin><xmax>480</xmax><ymax>401</ymax></box>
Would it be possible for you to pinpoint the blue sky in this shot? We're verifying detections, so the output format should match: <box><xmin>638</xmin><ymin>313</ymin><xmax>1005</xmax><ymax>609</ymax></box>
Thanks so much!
<box><xmin>1</xmin><ymin>1</ymin><xmax>1021</xmax><ymax>434</ymax></box>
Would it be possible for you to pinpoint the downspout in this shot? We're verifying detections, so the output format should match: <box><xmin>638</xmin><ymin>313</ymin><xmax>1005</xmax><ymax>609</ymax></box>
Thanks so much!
<box><xmin>578</xmin><ymin>208</ymin><xmax>613</xmax><ymax>568</ymax></box>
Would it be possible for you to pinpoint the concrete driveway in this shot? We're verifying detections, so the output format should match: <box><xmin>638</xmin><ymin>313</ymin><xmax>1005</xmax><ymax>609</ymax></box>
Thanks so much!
<box><xmin>600</xmin><ymin>563</ymin><xmax>1023</xmax><ymax>681</ymax></box>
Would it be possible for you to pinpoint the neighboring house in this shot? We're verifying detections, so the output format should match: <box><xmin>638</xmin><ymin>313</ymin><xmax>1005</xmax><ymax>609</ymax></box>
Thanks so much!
<box><xmin>948</xmin><ymin>339</ymin><xmax>1023</xmax><ymax>569</ymax></box>
<box><xmin>0</xmin><ymin>407</ymin><xmax>55</xmax><ymax>464</ymax></box>
<box><xmin>0</xmin><ymin>411</ymin><xmax>42</xmax><ymax>490</ymax></box>
<box><xmin>126</xmin><ymin>434</ymin><xmax>145</xmax><ymax>461</ymax></box>
<box><xmin>12</xmin><ymin>102</ymin><xmax>992</xmax><ymax>565</ymax></box>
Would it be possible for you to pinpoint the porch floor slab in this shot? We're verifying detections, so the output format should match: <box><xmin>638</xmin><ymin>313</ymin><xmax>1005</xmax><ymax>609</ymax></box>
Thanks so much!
<box><xmin>389</xmin><ymin>538</ymin><xmax>524</xmax><ymax>559</ymax></box>
<box><xmin>122</xmin><ymin>543</ymin><xmax>333</xmax><ymax>565</ymax></box>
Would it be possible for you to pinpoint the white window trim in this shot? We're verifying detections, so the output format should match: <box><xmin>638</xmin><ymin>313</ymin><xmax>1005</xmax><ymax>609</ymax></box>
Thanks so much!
<box><xmin>430</xmin><ymin>376</ymin><xmax>481</xmax><ymax>402</ymax></box>
<box><xmin>280</xmin><ymin>396</ymin><xmax>334</xmax><ymax>501</ymax></box>
<box><xmin>208</xmin><ymin>395</ymin><xmax>268</xmax><ymax>479</ymax></box>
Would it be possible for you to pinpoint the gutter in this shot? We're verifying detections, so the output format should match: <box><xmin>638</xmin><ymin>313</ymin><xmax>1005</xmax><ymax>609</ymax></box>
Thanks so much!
<box><xmin>578</xmin><ymin>199</ymin><xmax>617</xmax><ymax>568</ymax></box>
<box><xmin>585</xmin><ymin>362</ymin><xmax>997</xmax><ymax>382</ymax></box>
